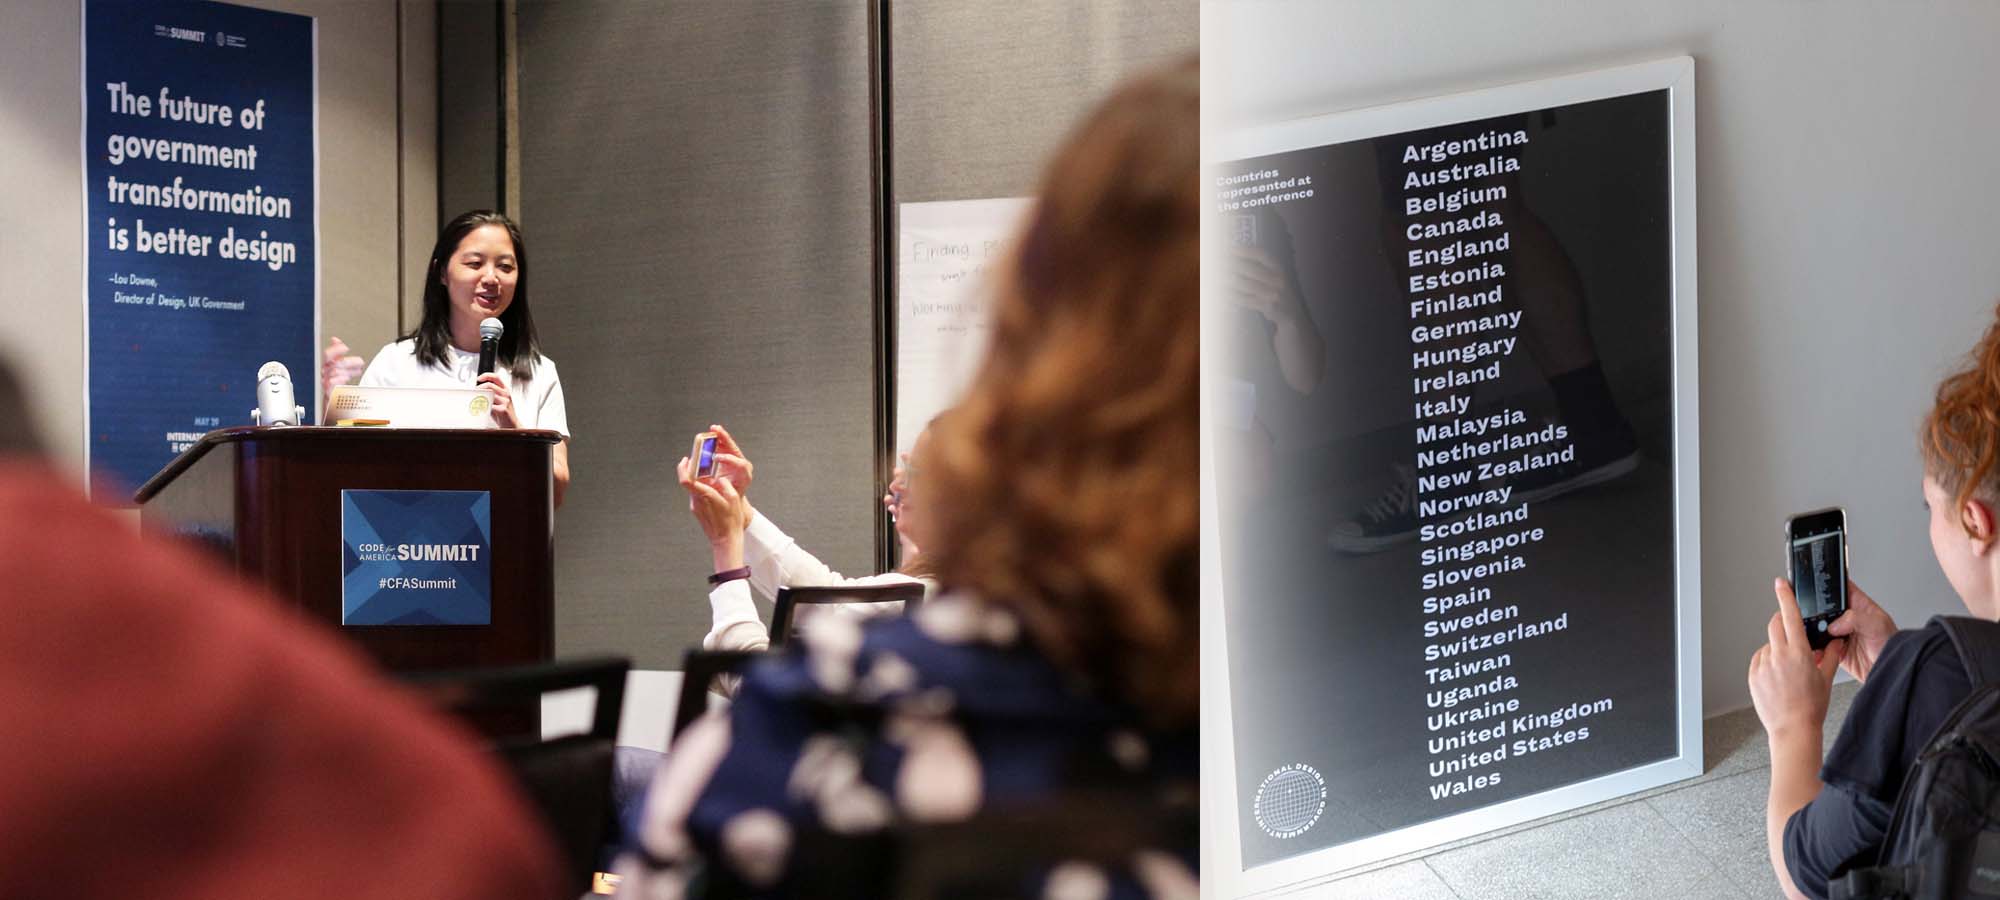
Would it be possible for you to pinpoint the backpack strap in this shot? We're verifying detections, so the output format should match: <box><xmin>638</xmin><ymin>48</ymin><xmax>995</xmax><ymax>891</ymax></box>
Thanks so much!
<box><xmin>1829</xmin><ymin>864</ymin><xmax>1906</xmax><ymax>900</ymax></box>
<box><xmin>1934</xmin><ymin>615</ymin><xmax>2000</xmax><ymax>685</ymax></box>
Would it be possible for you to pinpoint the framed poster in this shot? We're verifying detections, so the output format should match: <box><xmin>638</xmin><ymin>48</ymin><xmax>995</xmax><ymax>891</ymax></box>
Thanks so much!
<box><xmin>1201</xmin><ymin>57</ymin><xmax>1700</xmax><ymax>895</ymax></box>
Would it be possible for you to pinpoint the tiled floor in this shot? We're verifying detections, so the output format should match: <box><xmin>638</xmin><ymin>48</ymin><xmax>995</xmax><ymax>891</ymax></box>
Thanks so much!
<box><xmin>1306</xmin><ymin>682</ymin><xmax>1861</xmax><ymax>899</ymax></box>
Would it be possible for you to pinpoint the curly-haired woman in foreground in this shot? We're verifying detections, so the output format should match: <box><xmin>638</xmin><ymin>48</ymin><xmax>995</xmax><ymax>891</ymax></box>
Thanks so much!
<box><xmin>615</xmin><ymin>54</ymin><xmax>1199</xmax><ymax>897</ymax></box>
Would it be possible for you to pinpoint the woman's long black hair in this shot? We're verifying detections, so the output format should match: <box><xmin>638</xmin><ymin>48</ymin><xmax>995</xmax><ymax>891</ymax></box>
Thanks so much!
<box><xmin>408</xmin><ymin>210</ymin><xmax>542</xmax><ymax>381</ymax></box>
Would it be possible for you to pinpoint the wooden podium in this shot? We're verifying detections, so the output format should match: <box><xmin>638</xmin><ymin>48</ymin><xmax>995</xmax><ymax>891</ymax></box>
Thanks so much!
<box><xmin>133</xmin><ymin>426</ymin><xmax>561</xmax><ymax>674</ymax></box>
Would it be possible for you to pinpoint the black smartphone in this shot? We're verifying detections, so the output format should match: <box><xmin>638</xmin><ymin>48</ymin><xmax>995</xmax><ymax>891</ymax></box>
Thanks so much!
<box><xmin>1785</xmin><ymin>507</ymin><xmax>1849</xmax><ymax>649</ymax></box>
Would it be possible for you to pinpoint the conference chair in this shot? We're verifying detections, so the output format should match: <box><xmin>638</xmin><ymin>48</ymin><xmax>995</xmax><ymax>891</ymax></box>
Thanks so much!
<box><xmin>670</xmin><ymin>648</ymin><xmax>767</xmax><ymax>745</ymax></box>
<box><xmin>768</xmin><ymin>582</ymin><xmax>926</xmax><ymax>647</ymax></box>
<box><xmin>403</xmin><ymin>656</ymin><xmax>630</xmax><ymax>896</ymax></box>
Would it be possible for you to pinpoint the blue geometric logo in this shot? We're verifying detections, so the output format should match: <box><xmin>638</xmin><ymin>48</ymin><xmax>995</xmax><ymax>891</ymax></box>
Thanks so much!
<box><xmin>340</xmin><ymin>489</ymin><xmax>491</xmax><ymax>625</ymax></box>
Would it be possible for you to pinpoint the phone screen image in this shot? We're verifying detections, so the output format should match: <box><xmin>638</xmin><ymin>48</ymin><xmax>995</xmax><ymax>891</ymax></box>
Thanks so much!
<box><xmin>1789</xmin><ymin>530</ymin><xmax>1845</xmax><ymax>621</ymax></box>
<box><xmin>696</xmin><ymin>436</ymin><xmax>718</xmax><ymax>478</ymax></box>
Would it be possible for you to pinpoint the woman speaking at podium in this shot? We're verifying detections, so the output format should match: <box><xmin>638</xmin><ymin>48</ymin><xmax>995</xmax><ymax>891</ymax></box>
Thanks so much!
<box><xmin>322</xmin><ymin>210</ymin><xmax>572</xmax><ymax>506</ymax></box>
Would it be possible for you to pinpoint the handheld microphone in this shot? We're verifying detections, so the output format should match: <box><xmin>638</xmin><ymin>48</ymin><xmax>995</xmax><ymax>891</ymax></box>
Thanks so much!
<box><xmin>477</xmin><ymin>317</ymin><xmax>504</xmax><ymax>377</ymax></box>
<box><xmin>250</xmin><ymin>361</ymin><xmax>304</xmax><ymax>427</ymax></box>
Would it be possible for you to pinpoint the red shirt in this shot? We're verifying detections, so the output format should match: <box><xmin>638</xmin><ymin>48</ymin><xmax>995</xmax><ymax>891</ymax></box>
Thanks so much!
<box><xmin>0</xmin><ymin>463</ymin><xmax>563</xmax><ymax>900</ymax></box>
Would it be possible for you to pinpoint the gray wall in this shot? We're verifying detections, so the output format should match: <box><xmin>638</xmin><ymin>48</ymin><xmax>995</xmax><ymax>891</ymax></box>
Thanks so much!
<box><xmin>508</xmin><ymin>1</ymin><xmax>1194</xmax><ymax>668</ymax></box>
<box><xmin>892</xmin><ymin>2</ymin><xmax>1197</xmax><ymax>203</ymax></box>
<box><xmin>437</xmin><ymin>0</ymin><xmax>502</xmax><ymax>218</ymax></box>
<box><xmin>516</xmin><ymin>0</ymin><xmax>878</xmax><ymax>667</ymax></box>
<box><xmin>0</xmin><ymin>0</ymin><xmax>436</xmax><ymax>476</ymax></box>
<box><xmin>1209</xmin><ymin>0</ymin><xmax>2000</xmax><ymax>717</ymax></box>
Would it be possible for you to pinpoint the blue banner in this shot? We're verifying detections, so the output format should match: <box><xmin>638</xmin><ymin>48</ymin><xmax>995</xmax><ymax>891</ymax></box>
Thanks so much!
<box><xmin>341</xmin><ymin>490</ymin><xmax>493</xmax><ymax>626</ymax></box>
<box><xmin>84</xmin><ymin>0</ymin><xmax>316</xmax><ymax>499</ymax></box>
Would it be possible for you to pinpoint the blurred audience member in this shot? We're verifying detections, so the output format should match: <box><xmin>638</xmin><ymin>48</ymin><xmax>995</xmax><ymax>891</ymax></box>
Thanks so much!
<box><xmin>617</xmin><ymin>53</ymin><xmax>1199</xmax><ymax>898</ymax></box>
<box><xmin>0</xmin><ymin>360</ymin><xmax>564</xmax><ymax>900</ymax></box>
<box><xmin>608</xmin><ymin>423</ymin><xmax>946</xmax><ymax>840</ymax></box>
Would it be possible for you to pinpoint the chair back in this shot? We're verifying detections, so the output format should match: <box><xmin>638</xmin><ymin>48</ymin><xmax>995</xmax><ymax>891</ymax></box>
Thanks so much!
<box><xmin>697</xmin><ymin>787</ymin><xmax>1197</xmax><ymax>899</ymax></box>
<box><xmin>884</xmin><ymin>788</ymin><xmax>1197</xmax><ymax>899</ymax></box>
<box><xmin>671</xmin><ymin>648</ymin><xmax>766</xmax><ymax>744</ymax></box>
<box><xmin>769</xmin><ymin>582</ymin><xmax>925</xmax><ymax>646</ymax></box>
<box><xmin>404</xmin><ymin>656</ymin><xmax>630</xmax><ymax>896</ymax></box>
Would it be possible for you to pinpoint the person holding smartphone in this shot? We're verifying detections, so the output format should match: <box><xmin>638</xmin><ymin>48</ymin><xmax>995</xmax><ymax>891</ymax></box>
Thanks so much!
<box><xmin>619</xmin><ymin>57</ymin><xmax>1198</xmax><ymax>895</ymax></box>
<box><xmin>320</xmin><ymin>210</ymin><xmax>572</xmax><ymax>507</ymax></box>
<box><xmin>675</xmin><ymin>422</ymin><xmax>937</xmax><ymax>656</ymax></box>
<box><xmin>597</xmin><ymin>424</ymin><xmax>941</xmax><ymax>846</ymax></box>
<box><xmin>1748</xmin><ymin>307</ymin><xmax>2000</xmax><ymax>899</ymax></box>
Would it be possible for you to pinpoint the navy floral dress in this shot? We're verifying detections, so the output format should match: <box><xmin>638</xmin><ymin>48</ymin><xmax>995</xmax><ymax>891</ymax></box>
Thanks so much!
<box><xmin>613</xmin><ymin>593</ymin><xmax>1196</xmax><ymax>899</ymax></box>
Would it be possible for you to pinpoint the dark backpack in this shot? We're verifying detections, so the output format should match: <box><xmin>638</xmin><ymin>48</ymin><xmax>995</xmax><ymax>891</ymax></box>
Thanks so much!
<box><xmin>1832</xmin><ymin>616</ymin><xmax>2000</xmax><ymax>900</ymax></box>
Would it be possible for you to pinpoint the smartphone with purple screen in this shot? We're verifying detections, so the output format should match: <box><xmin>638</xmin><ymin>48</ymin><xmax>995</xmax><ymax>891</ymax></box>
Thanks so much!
<box><xmin>693</xmin><ymin>431</ymin><xmax>719</xmax><ymax>479</ymax></box>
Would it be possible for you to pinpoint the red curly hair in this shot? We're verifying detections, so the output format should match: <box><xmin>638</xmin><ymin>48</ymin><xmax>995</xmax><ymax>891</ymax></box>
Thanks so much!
<box><xmin>924</xmin><ymin>56</ymin><xmax>1199</xmax><ymax>727</ymax></box>
<box><xmin>1923</xmin><ymin>305</ymin><xmax>2000</xmax><ymax>527</ymax></box>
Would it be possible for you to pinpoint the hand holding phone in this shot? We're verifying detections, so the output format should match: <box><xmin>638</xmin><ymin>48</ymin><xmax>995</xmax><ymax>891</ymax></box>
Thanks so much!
<box><xmin>1748</xmin><ymin>575</ymin><xmax>1846</xmax><ymax>744</ymax></box>
<box><xmin>1829</xmin><ymin>580</ymin><xmax>1898</xmax><ymax>683</ymax></box>
<box><xmin>1785</xmin><ymin>507</ymin><xmax>1850</xmax><ymax>650</ymax></box>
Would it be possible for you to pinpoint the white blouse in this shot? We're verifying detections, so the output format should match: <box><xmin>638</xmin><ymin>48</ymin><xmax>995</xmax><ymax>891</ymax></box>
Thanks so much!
<box><xmin>358</xmin><ymin>338</ymin><xmax>570</xmax><ymax>438</ymax></box>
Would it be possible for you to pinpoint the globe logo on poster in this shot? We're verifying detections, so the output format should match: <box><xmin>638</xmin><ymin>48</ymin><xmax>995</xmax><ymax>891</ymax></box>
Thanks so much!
<box><xmin>1253</xmin><ymin>763</ymin><xmax>1326</xmax><ymax>839</ymax></box>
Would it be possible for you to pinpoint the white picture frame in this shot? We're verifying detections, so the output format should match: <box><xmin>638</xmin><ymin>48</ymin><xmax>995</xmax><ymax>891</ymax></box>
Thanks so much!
<box><xmin>1201</xmin><ymin>55</ymin><xmax>1701</xmax><ymax>897</ymax></box>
